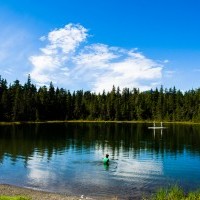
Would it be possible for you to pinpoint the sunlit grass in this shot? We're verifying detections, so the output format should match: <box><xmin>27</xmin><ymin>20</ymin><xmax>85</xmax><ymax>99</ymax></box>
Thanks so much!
<box><xmin>1</xmin><ymin>120</ymin><xmax>200</xmax><ymax>126</ymax></box>
<box><xmin>144</xmin><ymin>186</ymin><xmax>200</xmax><ymax>200</ymax></box>
<box><xmin>0</xmin><ymin>196</ymin><xmax>31</xmax><ymax>200</ymax></box>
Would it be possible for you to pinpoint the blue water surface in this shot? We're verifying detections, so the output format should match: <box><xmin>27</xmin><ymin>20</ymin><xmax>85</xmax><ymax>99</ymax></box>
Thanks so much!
<box><xmin>0</xmin><ymin>123</ymin><xmax>200</xmax><ymax>199</ymax></box>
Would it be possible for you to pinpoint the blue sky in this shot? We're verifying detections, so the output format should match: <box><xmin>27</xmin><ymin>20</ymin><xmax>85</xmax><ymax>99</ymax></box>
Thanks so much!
<box><xmin>0</xmin><ymin>0</ymin><xmax>200</xmax><ymax>92</ymax></box>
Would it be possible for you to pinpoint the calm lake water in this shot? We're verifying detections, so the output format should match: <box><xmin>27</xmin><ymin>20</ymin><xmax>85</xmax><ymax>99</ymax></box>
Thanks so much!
<box><xmin>0</xmin><ymin>122</ymin><xmax>200</xmax><ymax>199</ymax></box>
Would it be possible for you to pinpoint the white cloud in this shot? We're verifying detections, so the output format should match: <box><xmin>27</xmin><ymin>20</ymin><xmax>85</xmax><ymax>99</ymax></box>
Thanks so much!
<box><xmin>29</xmin><ymin>23</ymin><xmax>164</xmax><ymax>92</ymax></box>
<box><xmin>30</xmin><ymin>23</ymin><xmax>87</xmax><ymax>85</ymax></box>
<box><xmin>30</xmin><ymin>55</ymin><xmax>60</xmax><ymax>83</ymax></box>
<box><xmin>164</xmin><ymin>59</ymin><xmax>169</xmax><ymax>63</ymax></box>
<box><xmin>73</xmin><ymin>44</ymin><xmax>117</xmax><ymax>67</ymax></box>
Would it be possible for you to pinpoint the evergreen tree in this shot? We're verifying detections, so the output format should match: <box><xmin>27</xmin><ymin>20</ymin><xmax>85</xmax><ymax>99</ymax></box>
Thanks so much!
<box><xmin>0</xmin><ymin>74</ymin><xmax>199</xmax><ymax>122</ymax></box>
<box><xmin>23</xmin><ymin>75</ymin><xmax>37</xmax><ymax>121</ymax></box>
<box><xmin>11</xmin><ymin>80</ymin><xmax>24</xmax><ymax>121</ymax></box>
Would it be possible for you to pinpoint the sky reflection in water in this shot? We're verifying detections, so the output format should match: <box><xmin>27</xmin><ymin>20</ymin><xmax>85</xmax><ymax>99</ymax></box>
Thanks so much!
<box><xmin>0</xmin><ymin>123</ymin><xmax>200</xmax><ymax>199</ymax></box>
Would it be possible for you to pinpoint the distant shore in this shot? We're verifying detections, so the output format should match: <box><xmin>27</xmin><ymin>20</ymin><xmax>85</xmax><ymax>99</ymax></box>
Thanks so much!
<box><xmin>0</xmin><ymin>120</ymin><xmax>200</xmax><ymax>126</ymax></box>
<box><xmin>0</xmin><ymin>184</ymin><xmax>117</xmax><ymax>200</ymax></box>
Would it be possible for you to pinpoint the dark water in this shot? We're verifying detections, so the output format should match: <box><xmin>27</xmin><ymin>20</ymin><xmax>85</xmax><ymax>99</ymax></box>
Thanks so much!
<box><xmin>0</xmin><ymin>123</ymin><xmax>200</xmax><ymax>199</ymax></box>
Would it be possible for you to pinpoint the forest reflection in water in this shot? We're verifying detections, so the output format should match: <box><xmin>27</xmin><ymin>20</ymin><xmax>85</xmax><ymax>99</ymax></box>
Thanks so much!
<box><xmin>0</xmin><ymin>122</ymin><xmax>200</xmax><ymax>198</ymax></box>
<box><xmin>0</xmin><ymin>123</ymin><xmax>200</xmax><ymax>162</ymax></box>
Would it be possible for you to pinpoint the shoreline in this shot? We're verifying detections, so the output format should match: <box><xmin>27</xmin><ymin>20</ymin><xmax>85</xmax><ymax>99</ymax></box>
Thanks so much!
<box><xmin>0</xmin><ymin>184</ymin><xmax>78</xmax><ymax>200</ymax></box>
<box><xmin>0</xmin><ymin>184</ymin><xmax>117</xmax><ymax>200</ymax></box>
<box><xmin>0</xmin><ymin>120</ymin><xmax>200</xmax><ymax>126</ymax></box>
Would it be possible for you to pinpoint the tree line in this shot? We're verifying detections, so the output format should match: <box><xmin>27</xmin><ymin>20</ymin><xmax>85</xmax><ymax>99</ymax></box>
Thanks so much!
<box><xmin>0</xmin><ymin>75</ymin><xmax>200</xmax><ymax>122</ymax></box>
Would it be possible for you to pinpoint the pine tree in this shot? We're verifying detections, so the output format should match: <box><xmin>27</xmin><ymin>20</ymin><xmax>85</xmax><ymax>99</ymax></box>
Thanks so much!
<box><xmin>11</xmin><ymin>80</ymin><xmax>23</xmax><ymax>121</ymax></box>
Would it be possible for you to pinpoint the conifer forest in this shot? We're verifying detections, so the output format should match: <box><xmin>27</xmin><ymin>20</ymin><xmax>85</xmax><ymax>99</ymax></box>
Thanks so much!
<box><xmin>0</xmin><ymin>75</ymin><xmax>200</xmax><ymax>122</ymax></box>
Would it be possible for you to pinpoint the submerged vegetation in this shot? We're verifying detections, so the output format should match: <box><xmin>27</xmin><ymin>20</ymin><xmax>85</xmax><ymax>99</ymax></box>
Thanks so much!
<box><xmin>0</xmin><ymin>75</ymin><xmax>200</xmax><ymax>122</ymax></box>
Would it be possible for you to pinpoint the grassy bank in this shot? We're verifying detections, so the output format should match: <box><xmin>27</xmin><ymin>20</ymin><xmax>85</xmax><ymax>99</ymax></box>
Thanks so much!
<box><xmin>0</xmin><ymin>120</ymin><xmax>200</xmax><ymax>126</ymax></box>
<box><xmin>0</xmin><ymin>197</ymin><xmax>30</xmax><ymax>200</ymax></box>
<box><xmin>145</xmin><ymin>186</ymin><xmax>200</xmax><ymax>200</ymax></box>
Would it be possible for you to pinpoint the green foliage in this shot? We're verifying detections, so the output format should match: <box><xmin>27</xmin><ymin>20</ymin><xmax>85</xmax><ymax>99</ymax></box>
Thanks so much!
<box><xmin>152</xmin><ymin>185</ymin><xmax>184</xmax><ymax>200</ymax></box>
<box><xmin>0</xmin><ymin>196</ymin><xmax>31</xmax><ymax>200</ymax></box>
<box><xmin>0</xmin><ymin>75</ymin><xmax>200</xmax><ymax>122</ymax></box>
<box><xmin>145</xmin><ymin>186</ymin><xmax>200</xmax><ymax>200</ymax></box>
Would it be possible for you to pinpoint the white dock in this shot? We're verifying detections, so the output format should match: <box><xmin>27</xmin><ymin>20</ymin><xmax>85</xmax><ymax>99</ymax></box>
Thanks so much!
<box><xmin>148</xmin><ymin>126</ymin><xmax>167</xmax><ymax>129</ymax></box>
<box><xmin>148</xmin><ymin>122</ymin><xmax>167</xmax><ymax>129</ymax></box>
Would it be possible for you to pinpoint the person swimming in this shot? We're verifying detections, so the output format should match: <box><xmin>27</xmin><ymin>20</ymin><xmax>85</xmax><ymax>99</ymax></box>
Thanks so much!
<box><xmin>103</xmin><ymin>154</ymin><xmax>109</xmax><ymax>165</ymax></box>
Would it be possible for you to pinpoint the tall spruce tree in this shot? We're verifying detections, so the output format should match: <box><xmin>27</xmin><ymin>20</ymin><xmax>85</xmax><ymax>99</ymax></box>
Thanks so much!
<box><xmin>0</xmin><ymin>74</ymin><xmax>199</xmax><ymax>122</ymax></box>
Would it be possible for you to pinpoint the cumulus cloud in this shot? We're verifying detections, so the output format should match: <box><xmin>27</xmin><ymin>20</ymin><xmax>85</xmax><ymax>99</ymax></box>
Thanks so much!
<box><xmin>29</xmin><ymin>23</ymin><xmax>88</xmax><ymax>85</ymax></box>
<box><xmin>29</xmin><ymin>23</ymin><xmax>164</xmax><ymax>92</ymax></box>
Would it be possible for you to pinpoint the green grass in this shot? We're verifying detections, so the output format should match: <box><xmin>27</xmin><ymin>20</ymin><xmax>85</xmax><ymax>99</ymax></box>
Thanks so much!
<box><xmin>145</xmin><ymin>186</ymin><xmax>200</xmax><ymax>200</ymax></box>
<box><xmin>0</xmin><ymin>197</ymin><xmax>30</xmax><ymax>200</ymax></box>
<box><xmin>1</xmin><ymin>120</ymin><xmax>200</xmax><ymax>126</ymax></box>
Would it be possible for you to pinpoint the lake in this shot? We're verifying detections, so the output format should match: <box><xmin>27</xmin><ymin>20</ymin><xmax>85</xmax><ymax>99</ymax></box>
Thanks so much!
<box><xmin>0</xmin><ymin>122</ymin><xmax>200</xmax><ymax>199</ymax></box>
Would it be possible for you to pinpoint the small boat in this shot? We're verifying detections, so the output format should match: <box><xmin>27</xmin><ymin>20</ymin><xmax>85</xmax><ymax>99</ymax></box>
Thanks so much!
<box><xmin>148</xmin><ymin>122</ymin><xmax>167</xmax><ymax>129</ymax></box>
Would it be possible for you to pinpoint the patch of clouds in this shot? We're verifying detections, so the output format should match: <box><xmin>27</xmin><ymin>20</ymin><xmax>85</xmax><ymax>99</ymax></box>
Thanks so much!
<box><xmin>29</xmin><ymin>23</ymin><xmax>165</xmax><ymax>92</ymax></box>
<box><xmin>30</xmin><ymin>23</ymin><xmax>88</xmax><ymax>85</ymax></box>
